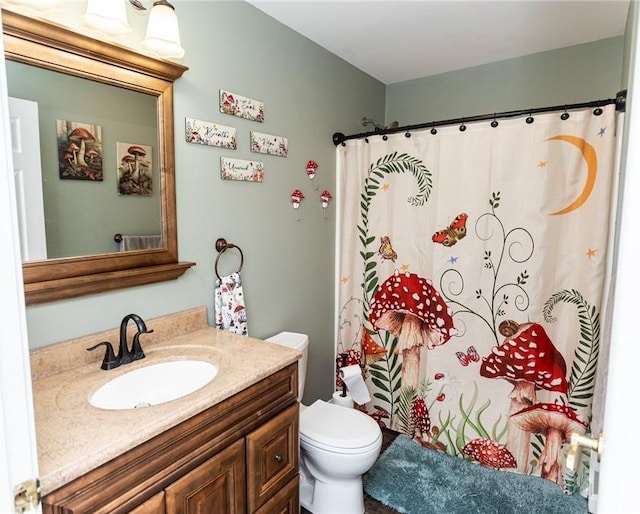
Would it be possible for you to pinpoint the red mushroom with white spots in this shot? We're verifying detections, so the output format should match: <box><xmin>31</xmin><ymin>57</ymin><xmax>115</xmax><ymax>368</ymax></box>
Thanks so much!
<box><xmin>290</xmin><ymin>189</ymin><xmax>305</xmax><ymax>208</ymax></box>
<box><xmin>369</xmin><ymin>270</ymin><xmax>456</xmax><ymax>390</ymax></box>
<box><xmin>510</xmin><ymin>403</ymin><xmax>587</xmax><ymax>484</ymax></box>
<box><xmin>411</xmin><ymin>398</ymin><xmax>431</xmax><ymax>441</ymax></box>
<box><xmin>480</xmin><ymin>321</ymin><xmax>567</xmax><ymax>472</ymax></box>
<box><xmin>462</xmin><ymin>437</ymin><xmax>517</xmax><ymax>470</ymax></box>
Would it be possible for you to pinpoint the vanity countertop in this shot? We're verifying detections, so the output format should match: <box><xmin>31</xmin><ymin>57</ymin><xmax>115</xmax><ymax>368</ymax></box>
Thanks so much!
<box><xmin>29</xmin><ymin>306</ymin><xmax>300</xmax><ymax>495</ymax></box>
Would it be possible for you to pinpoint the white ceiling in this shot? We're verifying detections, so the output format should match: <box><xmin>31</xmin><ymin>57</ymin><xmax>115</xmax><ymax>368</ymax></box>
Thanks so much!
<box><xmin>245</xmin><ymin>0</ymin><xmax>630</xmax><ymax>85</ymax></box>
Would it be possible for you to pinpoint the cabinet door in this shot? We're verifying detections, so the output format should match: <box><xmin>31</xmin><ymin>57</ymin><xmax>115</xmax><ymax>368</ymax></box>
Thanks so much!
<box><xmin>246</xmin><ymin>403</ymin><xmax>299</xmax><ymax>512</ymax></box>
<box><xmin>129</xmin><ymin>491</ymin><xmax>166</xmax><ymax>514</ymax></box>
<box><xmin>165</xmin><ymin>439</ymin><xmax>245</xmax><ymax>514</ymax></box>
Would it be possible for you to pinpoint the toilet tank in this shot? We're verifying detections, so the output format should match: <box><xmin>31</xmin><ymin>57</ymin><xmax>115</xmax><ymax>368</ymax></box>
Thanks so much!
<box><xmin>266</xmin><ymin>332</ymin><xmax>308</xmax><ymax>402</ymax></box>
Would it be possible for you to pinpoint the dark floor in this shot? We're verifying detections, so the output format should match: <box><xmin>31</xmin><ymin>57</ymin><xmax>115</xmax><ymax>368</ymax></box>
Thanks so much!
<box><xmin>301</xmin><ymin>428</ymin><xmax>400</xmax><ymax>514</ymax></box>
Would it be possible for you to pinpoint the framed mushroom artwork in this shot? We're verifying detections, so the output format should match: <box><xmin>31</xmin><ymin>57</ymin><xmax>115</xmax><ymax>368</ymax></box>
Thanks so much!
<box><xmin>57</xmin><ymin>120</ymin><xmax>103</xmax><ymax>181</ymax></box>
<box><xmin>117</xmin><ymin>142</ymin><xmax>153</xmax><ymax>195</ymax></box>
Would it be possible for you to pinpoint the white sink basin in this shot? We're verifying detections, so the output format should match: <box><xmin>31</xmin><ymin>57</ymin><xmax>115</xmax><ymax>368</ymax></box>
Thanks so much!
<box><xmin>90</xmin><ymin>360</ymin><xmax>218</xmax><ymax>410</ymax></box>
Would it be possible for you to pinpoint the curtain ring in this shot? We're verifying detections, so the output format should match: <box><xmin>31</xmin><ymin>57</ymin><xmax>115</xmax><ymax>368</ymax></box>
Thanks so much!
<box><xmin>526</xmin><ymin>113</ymin><xmax>534</xmax><ymax>124</ymax></box>
<box><xmin>561</xmin><ymin>106</ymin><xmax>570</xmax><ymax>120</ymax></box>
<box><xmin>459</xmin><ymin>119</ymin><xmax>466</xmax><ymax>132</ymax></box>
<box><xmin>594</xmin><ymin>102</ymin><xmax>603</xmax><ymax>116</ymax></box>
<box><xmin>382</xmin><ymin>135</ymin><xmax>388</xmax><ymax>141</ymax></box>
<box><xmin>490</xmin><ymin>114</ymin><xmax>499</xmax><ymax>128</ymax></box>
<box><xmin>405</xmin><ymin>132</ymin><xmax>411</xmax><ymax>138</ymax></box>
<box><xmin>430</xmin><ymin>123</ymin><xmax>437</xmax><ymax>135</ymax></box>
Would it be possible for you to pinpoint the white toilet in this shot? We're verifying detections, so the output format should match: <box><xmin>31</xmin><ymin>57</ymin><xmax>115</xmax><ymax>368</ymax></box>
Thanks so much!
<box><xmin>266</xmin><ymin>331</ymin><xmax>382</xmax><ymax>514</ymax></box>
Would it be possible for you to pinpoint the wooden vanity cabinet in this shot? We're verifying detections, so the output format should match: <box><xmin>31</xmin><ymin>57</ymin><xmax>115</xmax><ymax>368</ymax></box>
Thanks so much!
<box><xmin>42</xmin><ymin>363</ymin><xmax>299</xmax><ymax>514</ymax></box>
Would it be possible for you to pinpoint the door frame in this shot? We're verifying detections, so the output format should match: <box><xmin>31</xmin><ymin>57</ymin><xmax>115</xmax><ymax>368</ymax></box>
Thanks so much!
<box><xmin>0</xmin><ymin>8</ymin><xmax>41</xmax><ymax>514</ymax></box>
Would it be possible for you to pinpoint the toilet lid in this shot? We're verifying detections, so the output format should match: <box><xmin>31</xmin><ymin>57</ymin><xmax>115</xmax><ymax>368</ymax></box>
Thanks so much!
<box><xmin>300</xmin><ymin>400</ymin><xmax>382</xmax><ymax>451</ymax></box>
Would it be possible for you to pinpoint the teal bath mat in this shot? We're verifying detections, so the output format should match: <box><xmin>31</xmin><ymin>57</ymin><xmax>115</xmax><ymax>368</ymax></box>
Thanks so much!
<box><xmin>364</xmin><ymin>435</ymin><xmax>589</xmax><ymax>514</ymax></box>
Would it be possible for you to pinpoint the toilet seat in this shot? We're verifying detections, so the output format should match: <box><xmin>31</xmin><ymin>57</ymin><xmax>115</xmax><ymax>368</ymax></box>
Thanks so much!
<box><xmin>300</xmin><ymin>400</ymin><xmax>382</xmax><ymax>454</ymax></box>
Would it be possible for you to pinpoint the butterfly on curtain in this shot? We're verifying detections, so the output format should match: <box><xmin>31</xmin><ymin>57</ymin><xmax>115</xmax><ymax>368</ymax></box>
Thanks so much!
<box><xmin>456</xmin><ymin>345</ymin><xmax>480</xmax><ymax>366</ymax></box>
<box><xmin>378</xmin><ymin>236</ymin><xmax>398</xmax><ymax>262</ymax></box>
<box><xmin>432</xmin><ymin>213</ymin><xmax>468</xmax><ymax>247</ymax></box>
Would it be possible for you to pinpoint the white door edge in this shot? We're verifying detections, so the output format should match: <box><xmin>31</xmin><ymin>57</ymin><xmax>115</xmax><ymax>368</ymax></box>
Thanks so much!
<box><xmin>0</xmin><ymin>9</ymin><xmax>41</xmax><ymax>514</ymax></box>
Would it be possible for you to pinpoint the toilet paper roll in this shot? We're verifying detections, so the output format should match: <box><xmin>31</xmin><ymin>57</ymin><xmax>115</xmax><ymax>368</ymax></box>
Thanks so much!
<box><xmin>332</xmin><ymin>390</ymin><xmax>354</xmax><ymax>408</ymax></box>
<box><xmin>339</xmin><ymin>364</ymin><xmax>371</xmax><ymax>404</ymax></box>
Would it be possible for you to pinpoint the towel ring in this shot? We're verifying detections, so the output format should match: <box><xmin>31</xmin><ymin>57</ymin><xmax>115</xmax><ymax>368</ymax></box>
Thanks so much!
<box><xmin>214</xmin><ymin>238</ymin><xmax>244</xmax><ymax>279</ymax></box>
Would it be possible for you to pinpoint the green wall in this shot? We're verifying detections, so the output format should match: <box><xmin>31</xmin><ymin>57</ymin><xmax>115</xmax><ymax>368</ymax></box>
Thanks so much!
<box><xmin>19</xmin><ymin>1</ymin><xmax>627</xmax><ymax>405</ymax></box>
<box><xmin>22</xmin><ymin>0</ymin><xmax>385</xmax><ymax>405</ymax></box>
<box><xmin>385</xmin><ymin>37</ymin><xmax>624</xmax><ymax>126</ymax></box>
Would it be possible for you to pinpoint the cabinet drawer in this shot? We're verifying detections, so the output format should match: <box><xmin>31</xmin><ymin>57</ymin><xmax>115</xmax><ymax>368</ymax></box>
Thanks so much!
<box><xmin>254</xmin><ymin>475</ymin><xmax>299</xmax><ymax>514</ymax></box>
<box><xmin>246</xmin><ymin>403</ymin><xmax>299</xmax><ymax>512</ymax></box>
<box><xmin>165</xmin><ymin>439</ymin><xmax>246</xmax><ymax>514</ymax></box>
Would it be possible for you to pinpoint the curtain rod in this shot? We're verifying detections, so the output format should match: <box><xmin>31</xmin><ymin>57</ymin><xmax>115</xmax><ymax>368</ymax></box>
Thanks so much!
<box><xmin>332</xmin><ymin>90</ymin><xmax>627</xmax><ymax>146</ymax></box>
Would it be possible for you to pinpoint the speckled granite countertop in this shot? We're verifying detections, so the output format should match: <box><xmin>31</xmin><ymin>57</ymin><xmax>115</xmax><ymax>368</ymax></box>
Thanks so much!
<box><xmin>29</xmin><ymin>306</ymin><xmax>300</xmax><ymax>495</ymax></box>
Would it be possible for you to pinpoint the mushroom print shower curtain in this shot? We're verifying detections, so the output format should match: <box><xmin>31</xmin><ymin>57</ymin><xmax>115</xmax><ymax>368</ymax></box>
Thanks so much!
<box><xmin>335</xmin><ymin>105</ymin><xmax>619</xmax><ymax>492</ymax></box>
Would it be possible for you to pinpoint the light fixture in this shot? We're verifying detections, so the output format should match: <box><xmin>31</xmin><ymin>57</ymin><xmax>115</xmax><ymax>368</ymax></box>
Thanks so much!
<box><xmin>83</xmin><ymin>0</ymin><xmax>132</xmax><ymax>37</ymax></box>
<box><xmin>142</xmin><ymin>1</ymin><xmax>185</xmax><ymax>59</ymax></box>
<box><xmin>82</xmin><ymin>0</ymin><xmax>185</xmax><ymax>59</ymax></box>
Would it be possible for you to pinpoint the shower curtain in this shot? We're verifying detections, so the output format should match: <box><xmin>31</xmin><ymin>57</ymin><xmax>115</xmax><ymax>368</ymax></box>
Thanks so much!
<box><xmin>335</xmin><ymin>105</ymin><xmax>618</xmax><ymax>492</ymax></box>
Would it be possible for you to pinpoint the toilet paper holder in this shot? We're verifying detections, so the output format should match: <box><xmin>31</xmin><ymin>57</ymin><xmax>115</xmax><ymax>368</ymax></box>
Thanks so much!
<box><xmin>339</xmin><ymin>353</ymin><xmax>348</xmax><ymax>397</ymax></box>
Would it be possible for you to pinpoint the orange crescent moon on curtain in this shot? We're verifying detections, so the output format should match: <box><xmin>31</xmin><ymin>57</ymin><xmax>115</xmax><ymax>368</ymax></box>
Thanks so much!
<box><xmin>546</xmin><ymin>135</ymin><xmax>598</xmax><ymax>216</ymax></box>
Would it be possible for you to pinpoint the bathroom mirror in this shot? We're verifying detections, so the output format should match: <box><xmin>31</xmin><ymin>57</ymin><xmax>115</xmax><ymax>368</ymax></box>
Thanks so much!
<box><xmin>2</xmin><ymin>9</ymin><xmax>195</xmax><ymax>305</ymax></box>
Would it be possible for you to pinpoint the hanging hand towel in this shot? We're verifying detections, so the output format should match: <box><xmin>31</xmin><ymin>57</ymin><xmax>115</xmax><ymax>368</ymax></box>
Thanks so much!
<box><xmin>119</xmin><ymin>235</ymin><xmax>163</xmax><ymax>251</ymax></box>
<box><xmin>214</xmin><ymin>271</ymin><xmax>248</xmax><ymax>335</ymax></box>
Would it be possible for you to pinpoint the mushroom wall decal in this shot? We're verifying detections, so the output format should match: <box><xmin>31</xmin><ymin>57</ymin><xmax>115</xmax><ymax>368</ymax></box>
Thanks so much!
<box><xmin>462</xmin><ymin>438</ymin><xmax>517</xmax><ymax>470</ymax></box>
<box><xmin>290</xmin><ymin>189</ymin><xmax>305</xmax><ymax>208</ymax></box>
<box><xmin>480</xmin><ymin>321</ymin><xmax>568</xmax><ymax>472</ymax></box>
<box><xmin>369</xmin><ymin>270</ymin><xmax>456</xmax><ymax>389</ymax></box>
<box><xmin>290</xmin><ymin>189</ymin><xmax>305</xmax><ymax>220</ymax></box>
<box><xmin>306</xmin><ymin>160</ymin><xmax>318</xmax><ymax>179</ymax></box>
<box><xmin>320</xmin><ymin>190</ymin><xmax>332</xmax><ymax>208</ymax></box>
<box><xmin>510</xmin><ymin>403</ymin><xmax>587</xmax><ymax>484</ymax></box>
<box><xmin>320</xmin><ymin>190</ymin><xmax>333</xmax><ymax>218</ymax></box>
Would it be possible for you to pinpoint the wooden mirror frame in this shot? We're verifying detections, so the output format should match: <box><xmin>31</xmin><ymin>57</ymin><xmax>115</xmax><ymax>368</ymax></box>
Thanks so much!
<box><xmin>2</xmin><ymin>9</ymin><xmax>195</xmax><ymax>305</ymax></box>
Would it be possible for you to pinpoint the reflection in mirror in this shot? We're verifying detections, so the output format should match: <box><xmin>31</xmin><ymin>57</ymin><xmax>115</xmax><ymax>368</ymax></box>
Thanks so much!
<box><xmin>2</xmin><ymin>8</ymin><xmax>194</xmax><ymax>305</ymax></box>
<box><xmin>7</xmin><ymin>61</ymin><xmax>162</xmax><ymax>261</ymax></box>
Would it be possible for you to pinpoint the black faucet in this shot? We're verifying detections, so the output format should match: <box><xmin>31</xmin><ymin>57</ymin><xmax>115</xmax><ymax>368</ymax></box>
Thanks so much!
<box><xmin>87</xmin><ymin>313</ymin><xmax>154</xmax><ymax>370</ymax></box>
